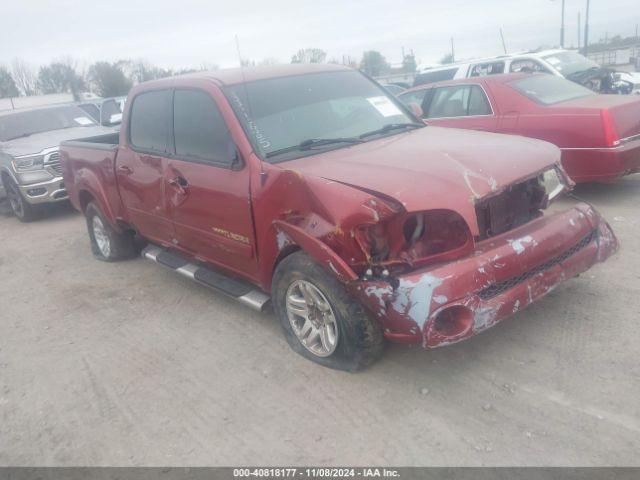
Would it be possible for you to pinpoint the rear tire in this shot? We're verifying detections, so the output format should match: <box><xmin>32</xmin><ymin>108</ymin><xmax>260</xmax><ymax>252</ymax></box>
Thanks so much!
<box><xmin>272</xmin><ymin>251</ymin><xmax>385</xmax><ymax>371</ymax></box>
<box><xmin>3</xmin><ymin>177</ymin><xmax>38</xmax><ymax>222</ymax></box>
<box><xmin>85</xmin><ymin>202</ymin><xmax>135</xmax><ymax>261</ymax></box>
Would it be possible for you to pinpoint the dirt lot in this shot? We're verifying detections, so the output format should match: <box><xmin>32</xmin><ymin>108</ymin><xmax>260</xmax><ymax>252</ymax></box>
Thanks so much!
<box><xmin>0</xmin><ymin>176</ymin><xmax>639</xmax><ymax>466</ymax></box>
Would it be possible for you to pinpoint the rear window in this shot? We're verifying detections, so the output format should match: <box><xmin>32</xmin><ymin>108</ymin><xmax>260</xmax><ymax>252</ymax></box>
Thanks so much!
<box><xmin>508</xmin><ymin>75</ymin><xmax>595</xmax><ymax>105</ymax></box>
<box><xmin>413</xmin><ymin>68</ymin><xmax>458</xmax><ymax>87</ymax></box>
<box><xmin>129</xmin><ymin>89</ymin><xmax>172</xmax><ymax>152</ymax></box>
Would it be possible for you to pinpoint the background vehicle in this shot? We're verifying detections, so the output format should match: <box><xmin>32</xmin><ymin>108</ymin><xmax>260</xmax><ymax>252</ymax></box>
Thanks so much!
<box><xmin>77</xmin><ymin>97</ymin><xmax>124</xmax><ymax>126</ymax></box>
<box><xmin>380</xmin><ymin>83</ymin><xmax>407</xmax><ymax>96</ymax></box>
<box><xmin>0</xmin><ymin>105</ymin><xmax>115</xmax><ymax>221</ymax></box>
<box><xmin>61</xmin><ymin>65</ymin><xmax>617</xmax><ymax>370</ymax></box>
<box><xmin>399</xmin><ymin>73</ymin><xmax>640</xmax><ymax>182</ymax></box>
<box><xmin>414</xmin><ymin>49</ymin><xmax>623</xmax><ymax>94</ymax></box>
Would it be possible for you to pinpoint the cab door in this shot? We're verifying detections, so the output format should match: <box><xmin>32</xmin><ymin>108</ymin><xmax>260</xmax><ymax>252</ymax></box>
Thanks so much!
<box><xmin>167</xmin><ymin>88</ymin><xmax>257</xmax><ymax>276</ymax></box>
<box><xmin>116</xmin><ymin>89</ymin><xmax>175</xmax><ymax>245</ymax></box>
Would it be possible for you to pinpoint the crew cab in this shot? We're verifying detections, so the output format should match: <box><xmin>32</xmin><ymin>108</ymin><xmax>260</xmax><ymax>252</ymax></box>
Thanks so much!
<box><xmin>399</xmin><ymin>73</ymin><xmax>640</xmax><ymax>182</ymax></box>
<box><xmin>60</xmin><ymin>64</ymin><xmax>618</xmax><ymax>370</ymax></box>
<box><xmin>0</xmin><ymin>104</ymin><xmax>115</xmax><ymax>221</ymax></box>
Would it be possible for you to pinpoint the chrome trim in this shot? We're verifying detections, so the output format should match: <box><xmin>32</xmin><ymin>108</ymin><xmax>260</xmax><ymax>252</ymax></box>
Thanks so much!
<box><xmin>17</xmin><ymin>176</ymin><xmax>67</xmax><ymax>205</ymax></box>
<box><xmin>238</xmin><ymin>290</ymin><xmax>271</xmax><ymax>311</ymax></box>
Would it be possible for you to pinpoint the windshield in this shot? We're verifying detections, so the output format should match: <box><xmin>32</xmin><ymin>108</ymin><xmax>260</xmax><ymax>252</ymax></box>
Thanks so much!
<box><xmin>0</xmin><ymin>105</ymin><xmax>97</xmax><ymax>142</ymax></box>
<box><xmin>508</xmin><ymin>74</ymin><xmax>595</xmax><ymax>105</ymax></box>
<box><xmin>541</xmin><ymin>51</ymin><xmax>600</xmax><ymax>77</ymax></box>
<box><xmin>224</xmin><ymin>70</ymin><xmax>418</xmax><ymax>161</ymax></box>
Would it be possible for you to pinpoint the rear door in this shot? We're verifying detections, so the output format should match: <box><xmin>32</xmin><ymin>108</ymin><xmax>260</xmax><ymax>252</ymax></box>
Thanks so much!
<box><xmin>168</xmin><ymin>88</ymin><xmax>257</xmax><ymax>275</ymax></box>
<box><xmin>116</xmin><ymin>89</ymin><xmax>176</xmax><ymax>245</ymax></box>
<box><xmin>423</xmin><ymin>84</ymin><xmax>497</xmax><ymax>131</ymax></box>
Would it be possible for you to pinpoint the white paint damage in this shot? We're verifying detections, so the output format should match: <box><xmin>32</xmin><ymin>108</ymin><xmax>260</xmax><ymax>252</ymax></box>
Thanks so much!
<box><xmin>363</xmin><ymin>284</ymin><xmax>393</xmax><ymax>316</ymax></box>
<box><xmin>276</xmin><ymin>231</ymin><xmax>291</xmax><ymax>251</ymax></box>
<box><xmin>508</xmin><ymin>235</ymin><xmax>537</xmax><ymax>255</ymax></box>
<box><xmin>390</xmin><ymin>275</ymin><xmax>443</xmax><ymax>331</ymax></box>
<box><xmin>433</xmin><ymin>295</ymin><xmax>448</xmax><ymax>305</ymax></box>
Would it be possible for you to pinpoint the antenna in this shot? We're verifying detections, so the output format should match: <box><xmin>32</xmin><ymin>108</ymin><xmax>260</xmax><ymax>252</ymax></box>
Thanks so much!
<box><xmin>500</xmin><ymin>28</ymin><xmax>507</xmax><ymax>54</ymax></box>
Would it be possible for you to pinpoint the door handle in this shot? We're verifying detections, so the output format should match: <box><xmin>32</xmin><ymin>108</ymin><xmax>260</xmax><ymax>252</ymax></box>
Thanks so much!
<box><xmin>117</xmin><ymin>165</ymin><xmax>133</xmax><ymax>175</ymax></box>
<box><xmin>168</xmin><ymin>176</ymin><xmax>189</xmax><ymax>194</ymax></box>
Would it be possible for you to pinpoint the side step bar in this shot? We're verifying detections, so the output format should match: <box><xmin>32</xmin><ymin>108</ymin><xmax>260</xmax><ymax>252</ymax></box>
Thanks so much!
<box><xmin>141</xmin><ymin>245</ymin><xmax>271</xmax><ymax>311</ymax></box>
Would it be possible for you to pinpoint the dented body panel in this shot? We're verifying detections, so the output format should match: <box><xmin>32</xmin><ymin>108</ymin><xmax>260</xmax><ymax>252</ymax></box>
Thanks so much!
<box><xmin>353</xmin><ymin>203</ymin><xmax>618</xmax><ymax>346</ymax></box>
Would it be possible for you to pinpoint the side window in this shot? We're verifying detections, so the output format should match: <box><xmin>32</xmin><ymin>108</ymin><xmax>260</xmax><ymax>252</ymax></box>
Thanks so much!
<box><xmin>427</xmin><ymin>86</ymin><xmax>470</xmax><ymax>118</ymax></box>
<box><xmin>426</xmin><ymin>85</ymin><xmax>492</xmax><ymax>118</ymax></box>
<box><xmin>78</xmin><ymin>103</ymin><xmax>100</xmax><ymax>122</ymax></box>
<box><xmin>398</xmin><ymin>89</ymin><xmax>429</xmax><ymax>115</ymax></box>
<box><xmin>467</xmin><ymin>85</ymin><xmax>493</xmax><ymax>115</ymax></box>
<box><xmin>510</xmin><ymin>59</ymin><xmax>550</xmax><ymax>74</ymax></box>
<box><xmin>470</xmin><ymin>62</ymin><xmax>505</xmax><ymax>77</ymax></box>
<box><xmin>173</xmin><ymin>89</ymin><xmax>235</xmax><ymax>165</ymax></box>
<box><xmin>129</xmin><ymin>90</ymin><xmax>172</xmax><ymax>153</ymax></box>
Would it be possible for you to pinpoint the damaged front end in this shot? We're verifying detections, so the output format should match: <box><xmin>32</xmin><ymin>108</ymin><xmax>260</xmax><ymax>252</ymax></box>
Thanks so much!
<box><xmin>342</xmin><ymin>169</ymin><xmax>618</xmax><ymax>348</ymax></box>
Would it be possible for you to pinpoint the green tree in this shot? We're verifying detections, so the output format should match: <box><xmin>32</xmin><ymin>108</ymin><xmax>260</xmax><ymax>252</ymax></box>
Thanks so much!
<box><xmin>291</xmin><ymin>48</ymin><xmax>327</xmax><ymax>64</ymax></box>
<box><xmin>37</xmin><ymin>62</ymin><xmax>85</xmax><ymax>95</ymax></box>
<box><xmin>0</xmin><ymin>66</ymin><xmax>19</xmax><ymax>98</ymax></box>
<box><xmin>360</xmin><ymin>51</ymin><xmax>389</xmax><ymax>77</ymax></box>
<box><xmin>87</xmin><ymin>61</ymin><xmax>133</xmax><ymax>97</ymax></box>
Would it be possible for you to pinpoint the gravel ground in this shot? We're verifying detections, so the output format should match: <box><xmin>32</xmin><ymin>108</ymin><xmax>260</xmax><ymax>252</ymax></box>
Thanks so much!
<box><xmin>0</xmin><ymin>175</ymin><xmax>639</xmax><ymax>466</ymax></box>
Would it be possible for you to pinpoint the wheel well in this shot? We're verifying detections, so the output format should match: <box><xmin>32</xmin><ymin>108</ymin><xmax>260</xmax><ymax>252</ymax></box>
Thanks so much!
<box><xmin>270</xmin><ymin>245</ymin><xmax>301</xmax><ymax>289</ymax></box>
<box><xmin>1</xmin><ymin>171</ymin><xmax>12</xmax><ymax>187</ymax></box>
<box><xmin>78</xmin><ymin>190</ymin><xmax>95</xmax><ymax>213</ymax></box>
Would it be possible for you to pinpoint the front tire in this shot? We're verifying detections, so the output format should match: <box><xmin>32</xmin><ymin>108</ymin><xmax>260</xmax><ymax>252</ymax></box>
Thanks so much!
<box><xmin>272</xmin><ymin>251</ymin><xmax>385</xmax><ymax>371</ymax></box>
<box><xmin>3</xmin><ymin>177</ymin><xmax>38</xmax><ymax>222</ymax></box>
<box><xmin>85</xmin><ymin>202</ymin><xmax>135</xmax><ymax>261</ymax></box>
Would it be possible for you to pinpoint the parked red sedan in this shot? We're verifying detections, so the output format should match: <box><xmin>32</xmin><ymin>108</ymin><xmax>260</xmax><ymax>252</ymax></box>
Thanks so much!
<box><xmin>398</xmin><ymin>73</ymin><xmax>640</xmax><ymax>182</ymax></box>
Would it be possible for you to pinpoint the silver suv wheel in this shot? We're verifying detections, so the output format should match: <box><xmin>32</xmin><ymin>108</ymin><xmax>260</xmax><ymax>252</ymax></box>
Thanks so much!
<box><xmin>286</xmin><ymin>279</ymin><xmax>339</xmax><ymax>357</ymax></box>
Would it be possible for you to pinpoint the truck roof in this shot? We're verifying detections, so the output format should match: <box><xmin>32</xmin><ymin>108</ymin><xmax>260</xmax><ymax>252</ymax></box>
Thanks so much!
<box><xmin>139</xmin><ymin>63</ymin><xmax>352</xmax><ymax>89</ymax></box>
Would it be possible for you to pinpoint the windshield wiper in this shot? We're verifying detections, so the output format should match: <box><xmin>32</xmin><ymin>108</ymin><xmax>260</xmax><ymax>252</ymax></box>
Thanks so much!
<box><xmin>265</xmin><ymin>137</ymin><xmax>364</xmax><ymax>158</ymax></box>
<box><xmin>358</xmin><ymin>122</ymin><xmax>423</xmax><ymax>140</ymax></box>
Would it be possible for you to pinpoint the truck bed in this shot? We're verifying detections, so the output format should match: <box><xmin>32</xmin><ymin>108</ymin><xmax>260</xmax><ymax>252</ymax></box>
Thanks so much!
<box><xmin>59</xmin><ymin>132</ymin><xmax>123</xmax><ymax>215</ymax></box>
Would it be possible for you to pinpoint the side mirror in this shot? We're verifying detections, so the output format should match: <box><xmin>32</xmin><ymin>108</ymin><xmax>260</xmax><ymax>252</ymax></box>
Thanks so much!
<box><xmin>408</xmin><ymin>102</ymin><xmax>424</xmax><ymax>119</ymax></box>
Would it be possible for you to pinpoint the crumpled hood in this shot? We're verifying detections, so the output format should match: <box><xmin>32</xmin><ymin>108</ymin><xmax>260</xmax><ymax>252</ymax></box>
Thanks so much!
<box><xmin>280</xmin><ymin>126</ymin><xmax>560</xmax><ymax>235</ymax></box>
<box><xmin>0</xmin><ymin>126</ymin><xmax>116</xmax><ymax>157</ymax></box>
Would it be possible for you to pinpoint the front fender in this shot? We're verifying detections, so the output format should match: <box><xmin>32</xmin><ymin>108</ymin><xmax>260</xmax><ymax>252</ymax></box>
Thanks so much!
<box><xmin>273</xmin><ymin>220</ymin><xmax>359</xmax><ymax>284</ymax></box>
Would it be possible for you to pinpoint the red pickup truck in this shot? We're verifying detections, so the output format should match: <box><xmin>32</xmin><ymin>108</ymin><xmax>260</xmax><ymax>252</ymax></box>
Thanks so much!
<box><xmin>60</xmin><ymin>64</ymin><xmax>618</xmax><ymax>370</ymax></box>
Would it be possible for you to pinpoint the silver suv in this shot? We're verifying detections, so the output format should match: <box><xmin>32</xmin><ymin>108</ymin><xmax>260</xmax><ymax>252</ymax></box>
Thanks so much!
<box><xmin>0</xmin><ymin>104</ymin><xmax>115</xmax><ymax>221</ymax></box>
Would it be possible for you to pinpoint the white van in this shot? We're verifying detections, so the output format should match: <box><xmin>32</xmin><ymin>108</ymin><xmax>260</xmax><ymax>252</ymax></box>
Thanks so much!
<box><xmin>414</xmin><ymin>49</ymin><xmax>623</xmax><ymax>93</ymax></box>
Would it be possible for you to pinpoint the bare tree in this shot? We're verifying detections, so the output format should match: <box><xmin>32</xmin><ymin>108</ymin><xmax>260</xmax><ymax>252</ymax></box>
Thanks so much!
<box><xmin>291</xmin><ymin>48</ymin><xmax>327</xmax><ymax>64</ymax></box>
<box><xmin>0</xmin><ymin>65</ymin><xmax>19</xmax><ymax>98</ymax></box>
<box><xmin>11</xmin><ymin>58</ymin><xmax>38</xmax><ymax>96</ymax></box>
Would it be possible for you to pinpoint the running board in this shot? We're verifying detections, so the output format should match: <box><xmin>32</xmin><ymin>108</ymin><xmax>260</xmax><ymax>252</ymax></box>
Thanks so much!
<box><xmin>141</xmin><ymin>244</ymin><xmax>271</xmax><ymax>311</ymax></box>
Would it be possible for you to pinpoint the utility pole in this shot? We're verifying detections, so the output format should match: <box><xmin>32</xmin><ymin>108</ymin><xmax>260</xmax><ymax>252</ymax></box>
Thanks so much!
<box><xmin>583</xmin><ymin>0</ymin><xmax>591</xmax><ymax>56</ymax></box>
<box><xmin>578</xmin><ymin>12</ymin><xmax>581</xmax><ymax>51</ymax></box>
<box><xmin>560</xmin><ymin>0</ymin><xmax>566</xmax><ymax>48</ymax></box>
<box><xmin>451</xmin><ymin>37</ymin><xmax>455</xmax><ymax>63</ymax></box>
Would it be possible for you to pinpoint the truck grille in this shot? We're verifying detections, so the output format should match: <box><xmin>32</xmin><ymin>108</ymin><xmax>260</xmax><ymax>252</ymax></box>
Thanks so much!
<box><xmin>475</xmin><ymin>177</ymin><xmax>546</xmax><ymax>240</ymax></box>
<box><xmin>477</xmin><ymin>229</ymin><xmax>597</xmax><ymax>300</ymax></box>
<box><xmin>45</xmin><ymin>151</ymin><xmax>62</xmax><ymax>176</ymax></box>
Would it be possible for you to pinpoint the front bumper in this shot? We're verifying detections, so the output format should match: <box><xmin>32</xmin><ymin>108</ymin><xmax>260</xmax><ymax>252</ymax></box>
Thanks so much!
<box><xmin>562</xmin><ymin>138</ymin><xmax>640</xmax><ymax>182</ymax></box>
<box><xmin>17</xmin><ymin>176</ymin><xmax>68</xmax><ymax>205</ymax></box>
<box><xmin>353</xmin><ymin>203</ymin><xmax>618</xmax><ymax>348</ymax></box>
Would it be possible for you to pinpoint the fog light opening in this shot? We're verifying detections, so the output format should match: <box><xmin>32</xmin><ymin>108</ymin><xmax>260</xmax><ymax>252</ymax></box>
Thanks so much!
<box><xmin>27</xmin><ymin>187</ymin><xmax>47</xmax><ymax>197</ymax></box>
<box><xmin>433</xmin><ymin>306</ymin><xmax>473</xmax><ymax>338</ymax></box>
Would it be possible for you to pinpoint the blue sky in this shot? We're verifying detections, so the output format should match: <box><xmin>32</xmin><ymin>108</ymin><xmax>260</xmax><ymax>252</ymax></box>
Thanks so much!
<box><xmin>1</xmin><ymin>0</ymin><xmax>638</xmax><ymax>70</ymax></box>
